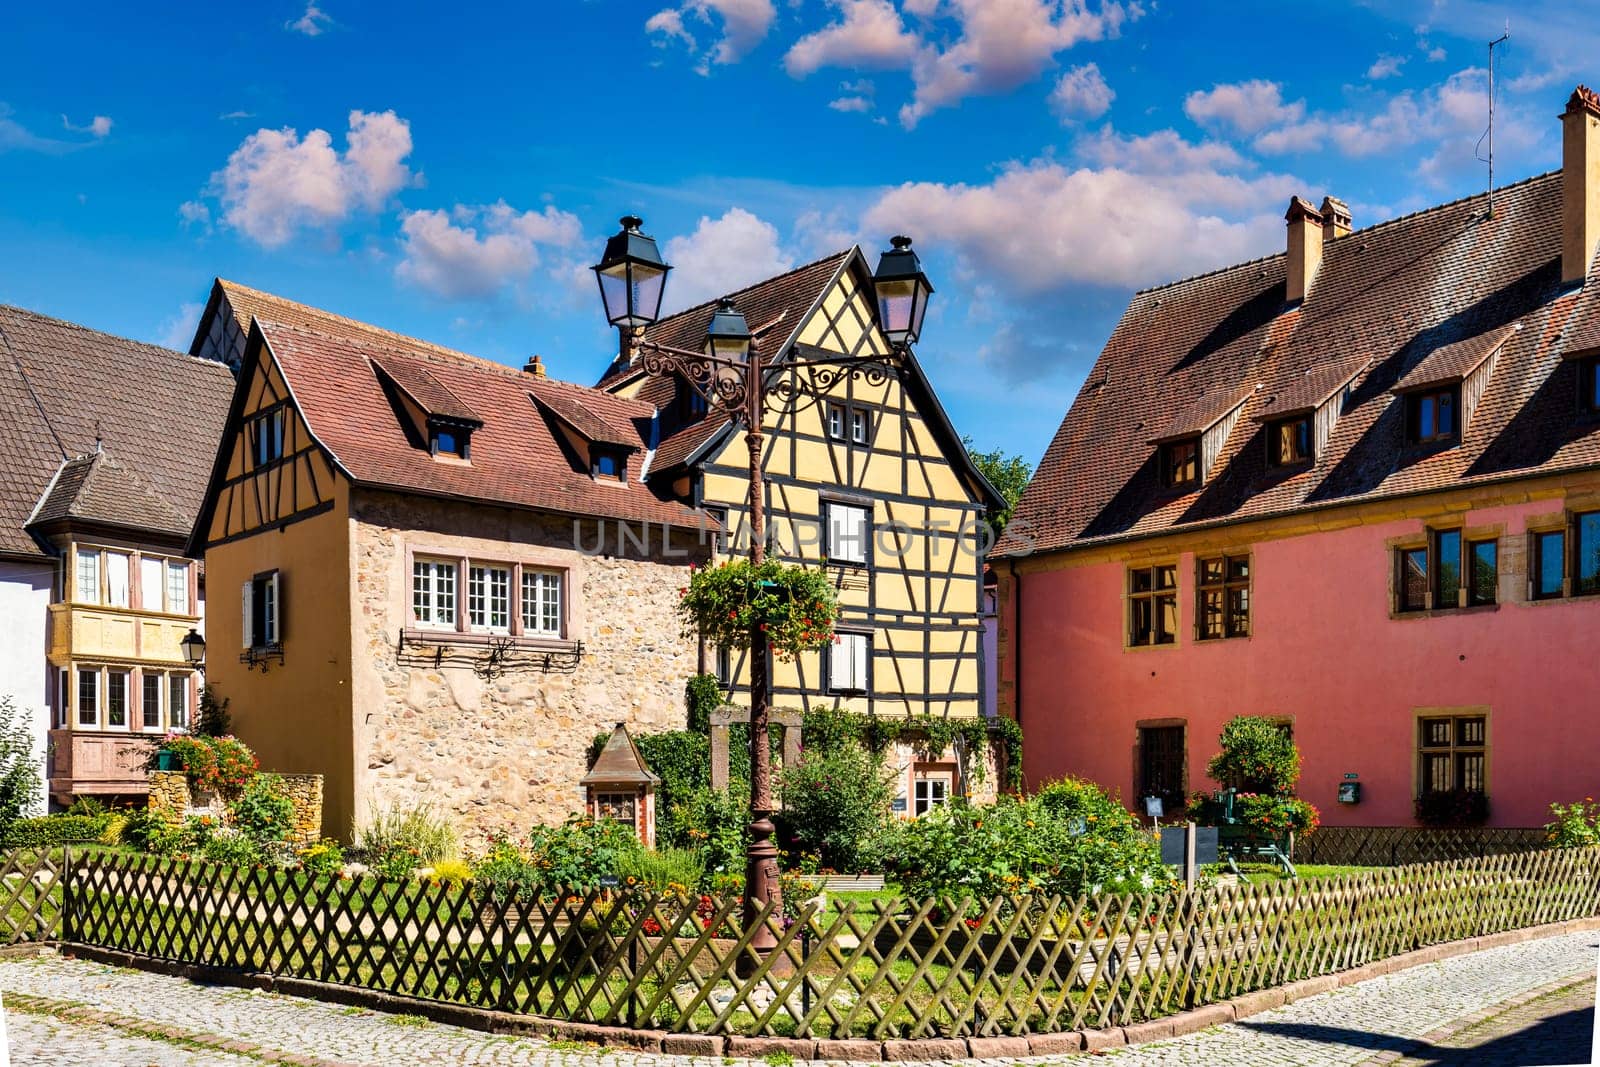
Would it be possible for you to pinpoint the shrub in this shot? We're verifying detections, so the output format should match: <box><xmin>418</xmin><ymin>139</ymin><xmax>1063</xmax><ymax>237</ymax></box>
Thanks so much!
<box><xmin>525</xmin><ymin>815</ymin><xmax>642</xmax><ymax>891</ymax></box>
<box><xmin>877</xmin><ymin>782</ymin><xmax>1167</xmax><ymax>908</ymax></box>
<box><xmin>97</xmin><ymin>812</ymin><xmax>127</xmax><ymax>846</ymax></box>
<box><xmin>1207</xmin><ymin>716</ymin><xmax>1300</xmax><ymax>796</ymax></box>
<box><xmin>776</xmin><ymin>742</ymin><xmax>894</xmax><ymax>873</ymax></box>
<box><xmin>354</xmin><ymin>798</ymin><xmax>458</xmax><ymax>865</ymax></box>
<box><xmin>667</xmin><ymin>786</ymin><xmax>748</xmax><ymax>886</ymax></box>
<box><xmin>136</xmin><ymin>814</ymin><xmax>218</xmax><ymax>857</ymax></box>
<box><xmin>617</xmin><ymin>847</ymin><xmax>703</xmax><ymax>892</ymax></box>
<box><xmin>1</xmin><ymin>814</ymin><xmax>109</xmax><ymax>848</ymax></box>
<box><xmin>1233</xmin><ymin>792</ymin><xmax>1320</xmax><ymax>836</ymax></box>
<box><xmin>427</xmin><ymin>857</ymin><xmax>473</xmax><ymax>889</ymax></box>
<box><xmin>230</xmin><ymin>773</ymin><xmax>294</xmax><ymax>844</ymax></box>
<box><xmin>678</xmin><ymin>559</ymin><xmax>839</xmax><ymax>662</ymax></box>
<box><xmin>686</xmin><ymin>673</ymin><xmax>723</xmax><ymax>734</ymax></box>
<box><xmin>1546</xmin><ymin>799</ymin><xmax>1600</xmax><ymax>847</ymax></box>
<box><xmin>202</xmin><ymin>829</ymin><xmax>262</xmax><ymax>866</ymax></box>
<box><xmin>370</xmin><ymin>846</ymin><xmax>423</xmax><ymax>881</ymax></box>
<box><xmin>0</xmin><ymin>697</ymin><xmax>42</xmax><ymax>839</ymax></box>
<box><xmin>66</xmin><ymin>796</ymin><xmax>108</xmax><ymax>817</ymax></box>
<box><xmin>297</xmin><ymin>838</ymin><xmax>346</xmax><ymax>877</ymax></box>
<box><xmin>472</xmin><ymin>836</ymin><xmax>543</xmax><ymax>905</ymax></box>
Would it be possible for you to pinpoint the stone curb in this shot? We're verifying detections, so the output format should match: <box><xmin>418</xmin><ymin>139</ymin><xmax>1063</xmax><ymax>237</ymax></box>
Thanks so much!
<box><xmin>50</xmin><ymin>915</ymin><xmax>1600</xmax><ymax>1062</ymax></box>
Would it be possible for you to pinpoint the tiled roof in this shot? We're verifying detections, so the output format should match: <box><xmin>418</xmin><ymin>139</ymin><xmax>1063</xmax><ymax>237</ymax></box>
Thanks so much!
<box><xmin>0</xmin><ymin>304</ymin><xmax>234</xmax><ymax>559</ymax></box>
<box><xmin>1255</xmin><ymin>356</ymin><xmax>1371</xmax><ymax>421</ymax></box>
<box><xmin>652</xmin><ymin>419</ymin><xmax>728</xmax><ymax>473</ymax></box>
<box><xmin>1002</xmin><ymin>170</ymin><xmax>1600</xmax><ymax>556</ymax></box>
<box><xmin>580</xmin><ymin>723</ymin><xmax>660</xmax><ymax>786</ymax></box>
<box><xmin>372</xmin><ymin>353</ymin><xmax>481</xmax><ymax>423</ymax></box>
<box><xmin>29</xmin><ymin>450</ymin><xmax>190</xmax><ymax>537</ymax></box>
<box><xmin>1149</xmin><ymin>384</ymin><xmax>1256</xmax><ymax>444</ymax></box>
<box><xmin>1392</xmin><ymin>323</ymin><xmax>1521</xmax><ymax>393</ymax></box>
<box><xmin>531</xmin><ymin>383</ymin><xmax>642</xmax><ymax>448</ymax></box>
<box><xmin>251</xmin><ymin>318</ymin><xmax>705</xmax><ymax>530</ymax></box>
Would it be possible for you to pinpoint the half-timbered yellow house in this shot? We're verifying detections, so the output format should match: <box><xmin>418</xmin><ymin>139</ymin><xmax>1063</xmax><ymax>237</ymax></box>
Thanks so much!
<box><xmin>599</xmin><ymin>249</ymin><xmax>1006</xmax><ymax>810</ymax></box>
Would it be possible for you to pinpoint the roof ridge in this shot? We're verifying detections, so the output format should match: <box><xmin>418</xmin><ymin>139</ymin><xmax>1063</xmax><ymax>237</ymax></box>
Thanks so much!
<box><xmin>0</xmin><ymin>303</ymin><xmax>230</xmax><ymax>372</ymax></box>
<box><xmin>649</xmin><ymin>248</ymin><xmax>854</xmax><ymax>329</ymax></box>
<box><xmin>1132</xmin><ymin>170</ymin><xmax>1561</xmax><ymax>297</ymax></box>
<box><xmin>221</xmin><ymin>280</ymin><xmax>493</xmax><ymax>364</ymax></box>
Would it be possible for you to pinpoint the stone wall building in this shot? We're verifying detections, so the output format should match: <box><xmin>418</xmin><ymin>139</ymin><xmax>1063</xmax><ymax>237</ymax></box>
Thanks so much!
<box><xmin>186</xmin><ymin>283</ymin><xmax>711</xmax><ymax>843</ymax></box>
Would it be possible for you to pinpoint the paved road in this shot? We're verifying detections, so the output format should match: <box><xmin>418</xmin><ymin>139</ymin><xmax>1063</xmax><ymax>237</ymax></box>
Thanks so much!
<box><xmin>0</xmin><ymin>932</ymin><xmax>1594</xmax><ymax>1066</ymax></box>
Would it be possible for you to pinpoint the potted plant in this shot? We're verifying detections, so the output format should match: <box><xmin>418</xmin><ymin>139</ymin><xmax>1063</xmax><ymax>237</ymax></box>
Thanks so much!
<box><xmin>677</xmin><ymin>559</ymin><xmax>839</xmax><ymax>662</ymax></box>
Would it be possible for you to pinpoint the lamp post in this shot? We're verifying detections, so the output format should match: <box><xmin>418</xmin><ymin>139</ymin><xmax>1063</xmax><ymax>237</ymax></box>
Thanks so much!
<box><xmin>594</xmin><ymin>220</ymin><xmax>932</xmax><ymax>952</ymax></box>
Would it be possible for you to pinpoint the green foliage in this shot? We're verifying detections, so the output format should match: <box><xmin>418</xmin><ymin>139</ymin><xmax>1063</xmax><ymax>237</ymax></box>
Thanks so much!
<box><xmin>97</xmin><ymin>812</ymin><xmax>127</xmax><ymax>846</ymax></box>
<box><xmin>616</xmin><ymin>846</ymin><xmax>704</xmax><ymax>892</ymax></box>
<box><xmin>229</xmin><ymin>773</ymin><xmax>295</xmax><ymax>845</ymax></box>
<box><xmin>133</xmin><ymin>814</ymin><xmax>219</xmax><ymax>857</ymax></box>
<box><xmin>636</xmin><ymin>731</ymin><xmax>710</xmax><ymax>838</ymax></box>
<box><xmin>776</xmin><ymin>742</ymin><xmax>894</xmax><ymax>873</ymax></box>
<box><xmin>876</xmin><ymin>781</ymin><xmax>1168</xmax><ymax>908</ymax></box>
<box><xmin>1232</xmin><ymin>793</ymin><xmax>1320</xmax><ymax>836</ymax></box>
<box><xmin>427</xmin><ymin>857</ymin><xmax>473</xmax><ymax>888</ymax></box>
<box><xmin>962</xmin><ymin>436</ymin><xmax>1032</xmax><ymax>544</ymax></box>
<box><xmin>354</xmin><ymin>798</ymin><xmax>459</xmax><ymax>865</ymax></box>
<box><xmin>296</xmin><ymin>838</ymin><xmax>346</xmax><ymax>877</ymax></box>
<box><xmin>0</xmin><ymin>697</ymin><xmax>42</xmax><ymax>839</ymax></box>
<box><xmin>678</xmin><ymin>559</ymin><xmax>838</xmax><ymax>662</ymax></box>
<box><xmin>153</xmin><ymin>733</ymin><xmax>259</xmax><ymax>797</ymax></box>
<box><xmin>1206</xmin><ymin>716</ymin><xmax>1301</xmax><ymax>796</ymax></box>
<box><xmin>685</xmin><ymin>673</ymin><xmax>723</xmax><ymax>734</ymax></box>
<box><xmin>202</xmin><ymin>830</ymin><xmax>262</xmax><ymax>866</ymax></box>
<box><xmin>991</xmin><ymin>717</ymin><xmax>1025</xmax><ymax>792</ymax></box>
<box><xmin>524</xmin><ymin>814</ymin><xmax>642</xmax><ymax>891</ymax></box>
<box><xmin>0</xmin><ymin>814</ymin><xmax>109</xmax><ymax>848</ymax></box>
<box><xmin>66</xmin><ymin>796</ymin><xmax>108</xmax><ymax>817</ymax></box>
<box><xmin>667</xmin><ymin>786</ymin><xmax>749</xmax><ymax>886</ymax></box>
<box><xmin>472</xmin><ymin>836</ymin><xmax>544</xmax><ymax>905</ymax></box>
<box><xmin>796</xmin><ymin>707</ymin><xmax>1024</xmax><ymax>792</ymax></box>
<box><xmin>370</xmin><ymin>846</ymin><xmax>423</xmax><ymax>880</ymax></box>
<box><xmin>196</xmin><ymin>685</ymin><xmax>232</xmax><ymax>738</ymax></box>
<box><xmin>1545</xmin><ymin>799</ymin><xmax>1600</xmax><ymax>847</ymax></box>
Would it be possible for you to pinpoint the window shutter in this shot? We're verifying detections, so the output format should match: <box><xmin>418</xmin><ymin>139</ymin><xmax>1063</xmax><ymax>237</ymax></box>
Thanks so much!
<box><xmin>269</xmin><ymin>571</ymin><xmax>283</xmax><ymax>644</ymax></box>
<box><xmin>853</xmin><ymin>634</ymin><xmax>869</xmax><ymax>690</ymax></box>
<box><xmin>241</xmin><ymin>580</ymin><xmax>254</xmax><ymax>649</ymax></box>
<box><xmin>829</xmin><ymin>637</ymin><xmax>850</xmax><ymax>690</ymax></box>
<box><xmin>850</xmin><ymin>507</ymin><xmax>870</xmax><ymax>564</ymax></box>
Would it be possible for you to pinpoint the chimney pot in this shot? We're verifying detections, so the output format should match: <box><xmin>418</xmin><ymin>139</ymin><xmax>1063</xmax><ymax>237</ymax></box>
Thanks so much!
<box><xmin>524</xmin><ymin>354</ymin><xmax>547</xmax><ymax>377</ymax></box>
<box><xmin>1284</xmin><ymin>196</ymin><xmax>1324</xmax><ymax>305</ymax></box>
<box><xmin>1319</xmin><ymin>196</ymin><xmax>1352</xmax><ymax>240</ymax></box>
<box><xmin>1562</xmin><ymin>85</ymin><xmax>1600</xmax><ymax>286</ymax></box>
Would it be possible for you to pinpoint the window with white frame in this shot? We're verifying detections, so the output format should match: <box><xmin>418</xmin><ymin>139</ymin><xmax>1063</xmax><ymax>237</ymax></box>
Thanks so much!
<box><xmin>166</xmin><ymin>561</ymin><xmax>190</xmax><ymax>614</ymax></box>
<box><xmin>829</xmin><ymin>631</ymin><xmax>870</xmax><ymax>693</ymax></box>
<box><xmin>140</xmin><ymin>556</ymin><xmax>164</xmax><ymax>612</ymax></box>
<box><xmin>75</xmin><ymin>549</ymin><xmax>99</xmax><ymax>604</ymax></box>
<box><xmin>106</xmin><ymin>670</ymin><xmax>128</xmax><ymax>728</ymax></box>
<box><xmin>521</xmin><ymin>569</ymin><xmax>562</xmax><ymax>637</ymax></box>
<box><xmin>105</xmin><ymin>551</ymin><xmax>130</xmax><ymax>608</ymax></box>
<box><xmin>825</xmin><ymin>501</ymin><xmax>870</xmax><ymax>565</ymax></box>
<box><xmin>76</xmin><ymin>668</ymin><xmax>97</xmax><ymax>727</ymax></box>
<box><xmin>251</xmin><ymin>408</ymin><xmax>285</xmax><ymax>467</ymax></box>
<box><xmin>168</xmin><ymin>674</ymin><xmax>190</xmax><ymax>730</ymax></box>
<box><xmin>412</xmin><ymin>558</ymin><xmax>458</xmax><ymax>628</ymax></box>
<box><xmin>827</xmin><ymin>405</ymin><xmax>847</xmax><ymax>440</ymax></box>
<box><xmin>142</xmin><ymin>673</ymin><xmax>162</xmax><ymax>730</ymax></box>
<box><xmin>913</xmin><ymin>776</ymin><xmax>949</xmax><ymax>816</ymax></box>
<box><xmin>851</xmin><ymin>408</ymin><xmax>870</xmax><ymax>445</ymax></box>
<box><xmin>468</xmin><ymin>564</ymin><xmax>511</xmax><ymax>632</ymax></box>
<box><xmin>242</xmin><ymin>571</ymin><xmax>281</xmax><ymax>649</ymax></box>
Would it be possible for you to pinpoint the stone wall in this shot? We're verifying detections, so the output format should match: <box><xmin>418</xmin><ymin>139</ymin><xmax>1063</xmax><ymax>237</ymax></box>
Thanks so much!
<box><xmin>350</xmin><ymin>490</ymin><xmax>709</xmax><ymax>847</ymax></box>
<box><xmin>146</xmin><ymin>770</ymin><xmax>324</xmax><ymax>847</ymax></box>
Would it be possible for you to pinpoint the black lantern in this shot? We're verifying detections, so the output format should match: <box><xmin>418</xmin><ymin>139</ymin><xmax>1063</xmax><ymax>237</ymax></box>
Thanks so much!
<box><xmin>180</xmin><ymin>628</ymin><xmax>206</xmax><ymax>669</ymax></box>
<box><xmin>872</xmin><ymin>235</ymin><xmax>933</xmax><ymax>347</ymax></box>
<box><xmin>706</xmin><ymin>298</ymin><xmax>751</xmax><ymax>363</ymax></box>
<box><xmin>593</xmin><ymin>215</ymin><xmax>670</xmax><ymax>329</ymax></box>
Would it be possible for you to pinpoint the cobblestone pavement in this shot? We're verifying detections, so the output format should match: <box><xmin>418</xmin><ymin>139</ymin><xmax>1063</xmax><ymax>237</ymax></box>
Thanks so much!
<box><xmin>1382</xmin><ymin>975</ymin><xmax>1596</xmax><ymax>1067</ymax></box>
<box><xmin>0</xmin><ymin>932</ymin><xmax>1593</xmax><ymax>1066</ymax></box>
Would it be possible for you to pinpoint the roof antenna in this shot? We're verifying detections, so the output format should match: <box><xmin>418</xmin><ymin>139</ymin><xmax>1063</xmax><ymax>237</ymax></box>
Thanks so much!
<box><xmin>1478</xmin><ymin>21</ymin><xmax>1511</xmax><ymax>218</ymax></box>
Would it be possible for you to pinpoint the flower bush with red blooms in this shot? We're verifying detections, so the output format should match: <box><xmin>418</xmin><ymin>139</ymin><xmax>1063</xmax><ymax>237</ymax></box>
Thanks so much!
<box><xmin>1233</xmin><ymin>792</ymin><xmax>1320</xmax><ymax>836</ymax></box>
<box><xmin>155</xmin><ymin>733</ymin><xmax>260</xmax><ymax>797</ymax></box>
<box><xmin>677</xmin><ymin>559</ymin><xmax>838</xmax><ymax>662</ymax></box>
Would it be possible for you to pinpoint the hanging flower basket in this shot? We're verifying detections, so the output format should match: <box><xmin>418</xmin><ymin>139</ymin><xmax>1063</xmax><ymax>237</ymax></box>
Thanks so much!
<box><xmin>678</xmin><ymin>560</ymin><xmax>839</xmax><ymax>662</ymax></box>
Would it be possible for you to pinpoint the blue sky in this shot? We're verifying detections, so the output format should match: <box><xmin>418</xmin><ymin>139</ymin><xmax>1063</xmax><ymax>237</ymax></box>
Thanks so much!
<box><xmin>2</xmin><ymin>1</ymin><xmax>1595</xmax><ymax>465</ymax></box>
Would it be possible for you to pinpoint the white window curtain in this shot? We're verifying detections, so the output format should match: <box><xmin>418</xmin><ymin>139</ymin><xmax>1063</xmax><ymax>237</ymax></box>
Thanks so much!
<box><xmin>140</xmin><ymin>557</ymin><xmax>165</xmax><ymax>612</ymax></box>
<box><xmin>169</xmin><ymin>675</ymin><xmax>189</xmax><ymax>730</ymax></box>
<box><xmin>105</xmin><ymin>552</ymin><xmax>130</xmax><ymax>608</ymax></box>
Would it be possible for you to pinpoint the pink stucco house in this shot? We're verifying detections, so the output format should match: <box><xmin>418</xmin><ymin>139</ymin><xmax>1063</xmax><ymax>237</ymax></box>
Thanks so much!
<box><xmin>996</xmin><ymin>85</ymin><xmax>1600</xmax><ymax>830</ymax></box>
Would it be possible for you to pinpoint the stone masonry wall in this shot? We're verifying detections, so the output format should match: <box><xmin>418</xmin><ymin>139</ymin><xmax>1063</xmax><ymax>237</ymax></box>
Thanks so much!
<box><xmin>146</xmin><ymin>770</ymin><xmax>323</xmax><ymax>847</ymax></box>
<box><xmin>351</xmin><ymin>491</ymin><xmax>709</xmax><ymax>848</ymax></box>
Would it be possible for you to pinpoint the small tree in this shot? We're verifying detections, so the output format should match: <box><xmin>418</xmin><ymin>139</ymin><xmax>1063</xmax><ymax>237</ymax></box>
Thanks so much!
<box><xmin>195</xmin><ymin>685</ymin><xmax>232</xmax><ymax>738</ymax></box>
<box><xmin>963</xmin><ymin>435</ymin><xmax>1033</xmax><ymax>543</ymax></box>
<box><xmin>776</xmin><ymin>741</ymin><xmax>894</xmax><ymax>873</ymax></box>
<box><xmin>0</xmin><ymin>697</ymin><xmax>42</xmax><ymax>836</ymax></box>
<box><xmin>1207</xmin><ymin>716</ymin><xmax>1300</xmax><ymax>795</ymax></box>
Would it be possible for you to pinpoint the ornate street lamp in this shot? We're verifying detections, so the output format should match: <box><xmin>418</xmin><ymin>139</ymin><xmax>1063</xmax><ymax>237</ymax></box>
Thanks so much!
<box><xmin>604</xmin><ymin>224</ymin><xmax>931</xmax><ymax>964</ymax></box>
<box><xmin>180</xmin><ymin>628</ymin><xmax>206</xmax><ymax>671</ymax></box>
<box><xmin>872</xmin><ymin>235</ymin><xmax>933</xmax><ymax>348</ymax></box>
<box><xmin>593</xmin><ymin>216</ymin><xmax>670</xmax><ymax>361</ymax></box>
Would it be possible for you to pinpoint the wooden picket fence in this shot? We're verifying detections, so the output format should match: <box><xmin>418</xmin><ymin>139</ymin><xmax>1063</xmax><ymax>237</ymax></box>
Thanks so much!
<box><xmin>0</xmin><ymin>849</ymin><xmax>61</xmax><ymax>944</ymax></box>
<box><xmin>1294</xmin><ymin>825</ymin><xmax>1549</xmax><ymax>866</ymax></box>
<box><xmin>29</xmin><ymin>845</ymin><xmax>1598</xmax><ymax>1037</ymax></box>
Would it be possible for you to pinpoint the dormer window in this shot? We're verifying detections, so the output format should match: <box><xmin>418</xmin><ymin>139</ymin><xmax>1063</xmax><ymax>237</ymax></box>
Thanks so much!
<box><xmin>677</xmin><ymin>377</ymin><xmax>707</xmax><ymax>421</ymax></box>
<box><xmin>1407</xmin><ymin>386</ymin><xmax>1459</xmax><ymax>445</ymax></box>
<box><xmin>1161</xmin><ymin>438</ymin><xmax>1200</xmax><ymax>489</ymax></box>
<box><xmin>1268</xmin><ymin>415</ymin><xmax>1313</xmax><ymax>466</ymax></box>
<box><xmin>430</xmin><ymin>425</ymin><xmax>470</xmax><ymax>460</ymax></box>
<box><xmin>593</xmin><ymin>449</ymin><xmax>625</xmax><ymax>481</ymax></box>
<box><xmin>1581</xmin><ymin>356</ymin><xmax>1600</xmax><ymax>412</ymax></box>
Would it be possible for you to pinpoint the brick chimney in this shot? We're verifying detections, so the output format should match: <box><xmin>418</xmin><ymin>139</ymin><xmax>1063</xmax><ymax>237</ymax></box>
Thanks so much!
<box><xmin>1320</xmin><ymin>196</ymin><xmax>1352</xmax><ymax>241</ymax></box>
<box><xmin>524</xmin><ymin>354</ymin><xmax>547</xmax><ymax>377</ymax></box>
<box><xmin>1562</xmin><ymin>85</ymin><xmax>1600</xmax><ymax>287</ymax></box>
<box><xmin>1285</xmin><ymin>196</ymin><xmax>1324</xmax><ymax>305</ymax></box>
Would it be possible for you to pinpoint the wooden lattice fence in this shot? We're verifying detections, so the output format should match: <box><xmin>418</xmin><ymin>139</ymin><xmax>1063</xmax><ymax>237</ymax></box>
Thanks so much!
<box><xmin>0</xmin><ymin>850</ymin><xmax>62</xmax><ymax>944</ymax></box>
<box><xmin>51</xmin><ymin>846</ymin><xmax>1600</xmax><ymax>1037</ymax></box>
<box><xmin>1294</xmin><ymin>826</ymin><xmax>1549</xmax><ymax>866</ymax></box>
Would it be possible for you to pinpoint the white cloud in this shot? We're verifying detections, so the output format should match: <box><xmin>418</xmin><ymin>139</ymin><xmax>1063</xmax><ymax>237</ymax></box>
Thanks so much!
<box><xmin>1078</xmin><ymin>127</ymin><xmax>1244</xmax><ymax>175</ymax></box>
<box><xmin>219</xmin><ymin>110</ymin><xmax>255</xmax><ymax>121</ymax></box>
<box><xmin>661</xmin><ymin>208</ymin><xmax>795</xmax><ymax>311</ymax></box>
<box><xmin>156</xmin><ymin>302</ymin><xmax>204</xmax><ymax>350</ymax></box>
<box><xmin>61</xmin><ymin>114</ymin><xmax>112</xmax><ymax>138</ymax></box>
<box><xmin>1367</xmin><ymin>53</ymin><xmax>1405</xmax><ymax>79</ymax></box>
<box><xmin>201</xmin><ymin>109</ymin><xmax>415</xmax><ymax>248</ymax></box>
<box><xmin>1049</xmin><ymin>62</ymin><xmax>1114</xmax><ymax>122</ymax></box>
<box><xmin>396</xmin><ymin>201</ymin><xmax>583</xmax><ymax>300</ymax></box>
<box><xmin>830</xmin><ymin>95</ymin><xmax>874</xmax><ymax>112</ymax></box>
<box><xmin>899</xmin><ymin>0</ymin><xmax>1140</xmax><ymax>128</ymax></box>
<box><xmin>863</xmin><ymin>148</ymin><xmax>1290</xmax><ymax>293</ymax></box>
<box><xmin>178</xmin><ymin>200</ymin><xmax>211</xmax><ymax>230</ymax></box>
<box><xmin>646</xmin><ymin>0</ymin><xmax>776</xmax><ymax>73</ymax></box>
<box><xmin>784</xmin><ymin>0</ymin><xmax>921</xmax><ymax>76</ymax></box>
<box><xmin>1184</xmin><ymin>79</ymin><xmax>1303</xmax><ymax>135</ymax></box>
<box><xmin>287</xmin><ymin>2</ymin><xmax>333</xmax><ymax>35</ymax></box>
